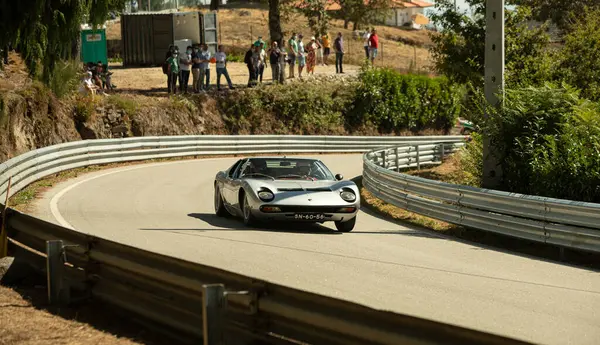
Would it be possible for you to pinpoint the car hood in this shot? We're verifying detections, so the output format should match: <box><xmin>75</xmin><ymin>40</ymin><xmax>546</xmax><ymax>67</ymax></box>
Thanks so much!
<box><xmin>244</xmin><ymin>178</ymin><xmax>356</xmax><ymax>192</ymax></box>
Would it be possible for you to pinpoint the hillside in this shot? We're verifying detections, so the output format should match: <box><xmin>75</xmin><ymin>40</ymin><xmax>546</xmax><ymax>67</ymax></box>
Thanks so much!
<box><xmin>106</xmin><ymin>5</ymin><xmax>435</xmax><ymax>73</ymax></box>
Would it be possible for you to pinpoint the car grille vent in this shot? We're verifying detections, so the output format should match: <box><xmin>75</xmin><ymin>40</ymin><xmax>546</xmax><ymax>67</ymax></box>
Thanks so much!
<box><xmin>277</xmin><ymin>187</ymin><xmax>332</xmax><ymax>192</ymax></box>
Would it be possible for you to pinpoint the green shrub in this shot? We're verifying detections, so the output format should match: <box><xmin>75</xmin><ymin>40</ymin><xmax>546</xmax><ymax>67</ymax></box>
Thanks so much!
<box><xmin>461</xmin><ymin>83</ymin><xmax>600</xmax><ymax>202</ymax></box>
<box><xmin>349</xmin><ymin>67</ymin><xmax>462</xmax><ymax>133</ymax></box>
<box><xmin>107</xmin><ymin>95</ymin><xmax>139</xmax><ymax>116</ymax></box>
<box><xmin>218</xmin><ymin>79</ymin><xmax>354</xmax><ymax>134</ymax></box>
<box><xmin>48</xmin><ymin>60</ymin><xmax>81</xmax><ymax>98</ymax></box>
<box><xmin>73</xmin><ymin>96</ymin><xmax>96</xmax><ymax>124</ymax></box>
<box><xmin>458</xmin><ymin>132</ymin><xmax>483</xmax><ymax>187</ymax></box>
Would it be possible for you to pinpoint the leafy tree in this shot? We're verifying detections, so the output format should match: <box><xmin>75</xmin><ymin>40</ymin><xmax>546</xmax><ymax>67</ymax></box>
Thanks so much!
<box><xmin>511</xmin><ymin>0</ymin><xmax>600</xmax><ymax>30</ymax></box>
<box><xmin>297</xmin><ymin>0</ymin><xmax>330</xmax><ymax>36</ymax></box>
<box><xmin>428</xmin><ymin>0</ymin><xmax>554</xmax><ymax>90</ymax></box>
<box><xmin>555</xmin><ymin>8</ymin><xmax>600</xmax><ymax>101</ymax></box>
<box><xmin>335</xmin><ymin>0</ymin><xmax>393</xmax><ymax>30</ymax></box>
<box><xmin>0</xmin><ymin>0</ymin><xmax>127</xmax><ymax>83</ymax></box>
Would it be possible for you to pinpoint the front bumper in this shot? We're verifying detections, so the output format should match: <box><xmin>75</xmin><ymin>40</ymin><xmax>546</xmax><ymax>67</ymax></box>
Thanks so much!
<box><xmin>253</xmin><ymin>204</ymin><xmax>359</xmax><ymax>222</ymax></box>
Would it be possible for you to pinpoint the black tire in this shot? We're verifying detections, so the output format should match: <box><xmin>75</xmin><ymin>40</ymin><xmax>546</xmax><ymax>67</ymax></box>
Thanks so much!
<box><xmin>242</xmin><ymin>193</ymin><xmax>257</xmax><ymax>226</ymax></box>
<box><xmin>335</xmin><ymin>216</ymin><xmax>356</xmax><ymax>232</ymax></box>
<box><xmin>214</xmin><ymin>185</ymin><xmax>229</xmax><ymax>217</ymax></box>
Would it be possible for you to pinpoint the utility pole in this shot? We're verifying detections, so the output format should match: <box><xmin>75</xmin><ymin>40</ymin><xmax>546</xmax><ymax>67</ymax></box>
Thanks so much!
<box><xmin>482</xmin><ymin>0</ymin><xmax>505</xmax><ymax>188</ymax></box>
<box><xmin>454</xmin><ymin>0</ymin><xmax>457</xmax><ymax>11</ymax></box>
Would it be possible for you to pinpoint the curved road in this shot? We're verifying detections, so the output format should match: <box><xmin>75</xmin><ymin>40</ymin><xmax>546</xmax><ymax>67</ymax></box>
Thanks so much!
<box><xmin>31</xmin><ymin>154</ymin><xmax>600</xmax><ymax>345</ymax></box>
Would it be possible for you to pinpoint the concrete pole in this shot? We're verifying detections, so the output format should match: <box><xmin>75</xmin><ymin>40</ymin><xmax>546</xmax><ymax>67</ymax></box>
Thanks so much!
<box><xmin>482</xmin><ymin>0</ymin><xmax>505</xmax><ymax>189</ymax></box>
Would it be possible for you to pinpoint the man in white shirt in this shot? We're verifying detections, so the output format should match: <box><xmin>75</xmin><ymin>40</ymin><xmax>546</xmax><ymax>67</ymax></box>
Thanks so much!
<box><xmin>198</xmin><ymin>44</ymin><xmax>211</xmax><ymax>91</ymax></box>
<box><xmin>363</xmin><ymin>29</ymin><xmax>371</xmax><ymax>59</ymax></box>
<box><xmin>179</xmin><ymin>45</ymin><xmax>193</xmax><ymax>93</ymax></box>
<box><xmin>215</xmin><ymin>45</ymin><xmax>234</xmax><ymax>90</ymax></box>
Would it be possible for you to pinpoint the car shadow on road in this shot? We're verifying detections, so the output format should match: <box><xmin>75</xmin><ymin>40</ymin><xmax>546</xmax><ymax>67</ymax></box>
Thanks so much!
<box><xmin>139</xmin><ymin>213</ymin><xmax>342</xmax><ymax>235</ymax></box>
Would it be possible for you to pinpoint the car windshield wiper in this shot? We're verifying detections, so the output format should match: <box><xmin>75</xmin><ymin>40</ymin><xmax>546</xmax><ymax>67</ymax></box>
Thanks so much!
<box><xmin>242</xmin><ymin>173</ymin><xmax>275</xmax><ymax>180</ymax></box>
<box><xmin>276</xmin><ymin>174</ymin><xmax>309</xmax><ymax>179</ymax></box>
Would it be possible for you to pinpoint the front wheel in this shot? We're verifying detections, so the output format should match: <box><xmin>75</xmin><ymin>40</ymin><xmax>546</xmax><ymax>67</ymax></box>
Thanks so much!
<box><xmin>335</xmin><ymin>216</ymin><xmax>356</xmax><ymax>232</ymax></box>
<box><xmin>214</xmin><ymin>185</ymin><xmax>229</xmax><ymax>217</ymax></box>
<box><xmin>242</xmin><ymin>193</ymin><xmax>257</xmax><ymax>226</ymax></box>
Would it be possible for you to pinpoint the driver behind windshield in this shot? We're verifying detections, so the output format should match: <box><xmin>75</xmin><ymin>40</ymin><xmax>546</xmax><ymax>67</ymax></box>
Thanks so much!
<box><xmin>244</xmin><ymin>159</ymin><xmax>268</xmax><ymax>176</ymax></box>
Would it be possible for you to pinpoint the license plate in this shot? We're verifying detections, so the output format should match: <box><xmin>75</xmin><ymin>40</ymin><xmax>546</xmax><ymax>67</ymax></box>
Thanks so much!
<box><xmin>294</xmin><ymin>213</ymin><xmax>325</xmax><ymax>220</ymax></box>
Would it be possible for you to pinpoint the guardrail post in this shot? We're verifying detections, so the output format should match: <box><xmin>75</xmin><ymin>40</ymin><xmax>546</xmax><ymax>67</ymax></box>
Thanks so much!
<box><xmin>440</xmin><ymin>143</ymin><xmax>445</xmax><ymax>162</ymax></box>
<box><xmin>202</xmin><ymin>284</ymin><xmax>226</xmax><ymax>345</ymax></box>
<box><xmin>380</xmin><ymin>151</ymin><xmax>386</xmax><ymax>169</ymax></box>
<box><xmin>394</xmin><ymin>147</ymin><xmax>400</xmax><ymax>172</ymax></box>
<box><xmin>0</xmin><ymin>177</ymin><xmax>12</xmax><ymax>259</ymax></box>
<box><xmin>46</xmin><ymin>240</ymin><xmax>69</xmax><ymax>305</ymax></box>
<box><xmin>415</xmin><ymin>145</ymin><xmax>420</xmax><ymax>170</ymax></box>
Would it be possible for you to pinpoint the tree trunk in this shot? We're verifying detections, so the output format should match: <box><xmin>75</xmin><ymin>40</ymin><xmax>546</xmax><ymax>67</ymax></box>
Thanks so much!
<box><xmin>268</xmin><ymin>0</ymin><xmax>283</xmax><ymax>46</ymax></box>
<box><xmin>353</xmin><ymin>21</ymin><xmax>358</xmax><ymax>31</ymax></box>
<box><xmin>210</xmin><ymin>0</ymin><xmax>219</xmax><ymax>11</ymax></box>
<box><xmin>344</xmin><ymin>19</ymin><xmax>350</xmax><ymax>29</ymax></box>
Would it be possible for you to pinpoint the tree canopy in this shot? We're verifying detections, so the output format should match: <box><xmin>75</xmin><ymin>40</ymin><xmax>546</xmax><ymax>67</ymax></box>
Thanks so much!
<box><xmin>0</xmin><ymin>0</ymin><xmax>127</xmax><ymax>83</ymax></box>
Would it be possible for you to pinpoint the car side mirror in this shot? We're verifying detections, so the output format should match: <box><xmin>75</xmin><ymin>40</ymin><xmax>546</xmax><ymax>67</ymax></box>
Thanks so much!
<box><xmin>335</xmin><ymin>174</ymin><xmax>343</xmax><ymax>181</ymax></box>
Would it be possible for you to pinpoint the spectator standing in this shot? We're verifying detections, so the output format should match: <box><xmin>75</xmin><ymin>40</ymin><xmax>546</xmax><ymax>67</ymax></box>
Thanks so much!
<box><xmin>191</xmin><ymin>45</ymin><xmax>201</xmax><ymax>93</ymax></box>
<box><xmin>334</xmin><ymin>32</ymin><xmax>344</xmax><ymax>74</ymax></box>
<box><xmin>198</xmin><ymin>44</ymin><xmax>211</xmax><ymax>91</ymax></box>
<box><xmin>306</xmin><ymin>37</ymin><xmax>318</xmax><ymax>75</ymax></box>
<box><xmin>362</xmin><ymin>29</ymin><xmax>371</xmax><ymax>59</ymax></box>
<box><xmin>244</xmin><ymin>44</ymin><xmax>256</xmax><ymax>87</ymax></box>
<box><xmin>321</xmin><ymin>32</ymin><xmax>331</xmax><ymax>65</ymax></box>
<box><xmin>297</xmin><ymin>34</ymin><xmax>306</xmax><ymax>78</ymax></box>
<box><xmin>167</xmin><ymin>49</ymin><xmax>180</xmax><ymax>94</ymax></box>
<box><xmin>179</xmin><ymin>45</ymin><xmax>193</xmax><ymax>93</ymax></box>
<box><xmin>251</xmin><ymin>44</ymin><xmax>264</xmax><ymax>85</ymax></box>
<box><xmin>287</xmin><ymin>33</ymin><xmax>298</xmax><ymax>78</ymax></box>
<box><xmin>369</xmin><ymin>28</ymin><xmax>379</xmax><ymax>65</ymax></box>
<box><xmin>268</xmin><ymin>41</ymin><xmax>282</xmax><ymax>83</ymax></box>
<box><xmin>214</xmin><ymin>45</ymin><xmax>234</xmax><ymax>90</ymax></box>
<box><xmin>258</xmin><ymin>42</ymin><xmax>267</xmax><ymax>83</ymax></box>
<box><xmin>278</xmin><ymin>40</ymin><xmax>288</xmax><ymax>83</ymax></box>
<box><xmin>315</xmin><ymin>36</ymin><xmax>323</xmax><ymax>66</ymax></box>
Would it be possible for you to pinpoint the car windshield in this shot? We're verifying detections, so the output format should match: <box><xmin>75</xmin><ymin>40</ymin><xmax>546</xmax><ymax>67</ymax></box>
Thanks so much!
<box><xmin>239</xmin><ymin>158</ymin><xmax>335</xmax><ymax>180</ymax></box>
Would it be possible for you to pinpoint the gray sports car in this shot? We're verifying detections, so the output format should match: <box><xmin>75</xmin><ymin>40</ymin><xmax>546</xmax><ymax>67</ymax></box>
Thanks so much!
<box><xmin>214</xmin><ymin>157</ymin><xmax>360</xmax><ymax>232</ymax></box>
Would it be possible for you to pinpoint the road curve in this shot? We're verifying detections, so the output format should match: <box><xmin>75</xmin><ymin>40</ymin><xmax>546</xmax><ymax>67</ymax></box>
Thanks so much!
<box><xmin>31</xmin><ymin>154</ymin><xmax>600</xmax><ymax>345</ymax></box>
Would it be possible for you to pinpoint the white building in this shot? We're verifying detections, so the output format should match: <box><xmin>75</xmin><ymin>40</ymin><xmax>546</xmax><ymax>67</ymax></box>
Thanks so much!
<box><xmin>385</xmin><ymin>0</ymin><xmax>433</xmax><ymax>28</ymax></box>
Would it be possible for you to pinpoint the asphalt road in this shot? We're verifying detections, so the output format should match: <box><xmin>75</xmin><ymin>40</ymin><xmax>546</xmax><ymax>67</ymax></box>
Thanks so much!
<box><xmin>31</xmin><ymin>154</ymin><xmax>600</xmax><ymax>345</ymax></box>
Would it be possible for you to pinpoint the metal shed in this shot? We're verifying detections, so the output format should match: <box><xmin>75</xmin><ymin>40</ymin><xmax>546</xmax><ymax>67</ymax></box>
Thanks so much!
<box><xmin>121</xmin><ymin>11</ymin><xmax>218</xmax><ymax>66</ymax></box>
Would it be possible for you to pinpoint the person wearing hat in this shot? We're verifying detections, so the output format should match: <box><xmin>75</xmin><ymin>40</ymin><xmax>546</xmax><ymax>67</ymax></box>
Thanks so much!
<box><xmin>80</xmin><ymin>71</ymin><xmax>99</xmax><ymax>95</ymax></box>
<box><xmin>306</xmin><ymin>36</ymin><xmax>318</xmax><ymax>75</ymax></box>
<box><xmin>166</xmin><ymin>48</ymin><xmax>180</xmax><ymax>94</ymax></box>
<box><xmin>253</xmin><ymin>36</ymin><xmax>265</xmax><ymax>49</ymax></box>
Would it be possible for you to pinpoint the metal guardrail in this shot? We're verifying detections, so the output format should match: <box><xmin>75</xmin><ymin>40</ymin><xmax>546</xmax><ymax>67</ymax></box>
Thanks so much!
<box><xmin>363</xmin><ymin>144</ymin><xmax>600</xmax><ymax>254</ymax></box>
<box><xmin>0</xmin><ymin>135</ymin><xmax>531</xmax><ymax>345</ymax></box>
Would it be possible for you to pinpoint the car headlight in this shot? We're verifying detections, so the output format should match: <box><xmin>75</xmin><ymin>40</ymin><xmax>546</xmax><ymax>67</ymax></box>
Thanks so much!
<box><xmin>340</xmin><ymin>189</ymin><xmax>356</xmax><ymax>202</ymax></box>
<box><xmin>258</xmin><ymin>189</ymin><xmax>274</xmax><ymax>201</ymax></box>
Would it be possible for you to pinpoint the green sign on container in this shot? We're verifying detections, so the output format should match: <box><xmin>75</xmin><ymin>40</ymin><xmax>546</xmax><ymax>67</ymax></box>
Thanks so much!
<box><xmin>80</xmin><ymin>29</ymin><xmax>108</xmax><ymax>65</ymax></box>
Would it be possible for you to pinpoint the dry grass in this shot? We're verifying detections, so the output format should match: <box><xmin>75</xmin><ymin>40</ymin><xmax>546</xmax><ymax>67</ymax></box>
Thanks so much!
<box><xmin>404</xmin><ymin>153</ymin><xmax>468</xmax><ymax>185</ymax></box>
<box><xmin>105</xmin><ymin>5</ymin><xmax>434</xmax><ymax>73</ymax></box>
<box><xmin>0</xmin><ymin>285</ymin><xmax>145</xmax><ymax>345</ymax></box>
<box><xmin>0</xmin><ymin>53</ymin><xmax>31</xmax><ymax>92</ymax></box>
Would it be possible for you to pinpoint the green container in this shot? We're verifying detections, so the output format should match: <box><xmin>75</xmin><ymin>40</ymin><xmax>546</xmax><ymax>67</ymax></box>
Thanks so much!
<box><xmin>80</xmin><ymin>29</ymin><xmax>107</xmax><ymax>65</ymax></box>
